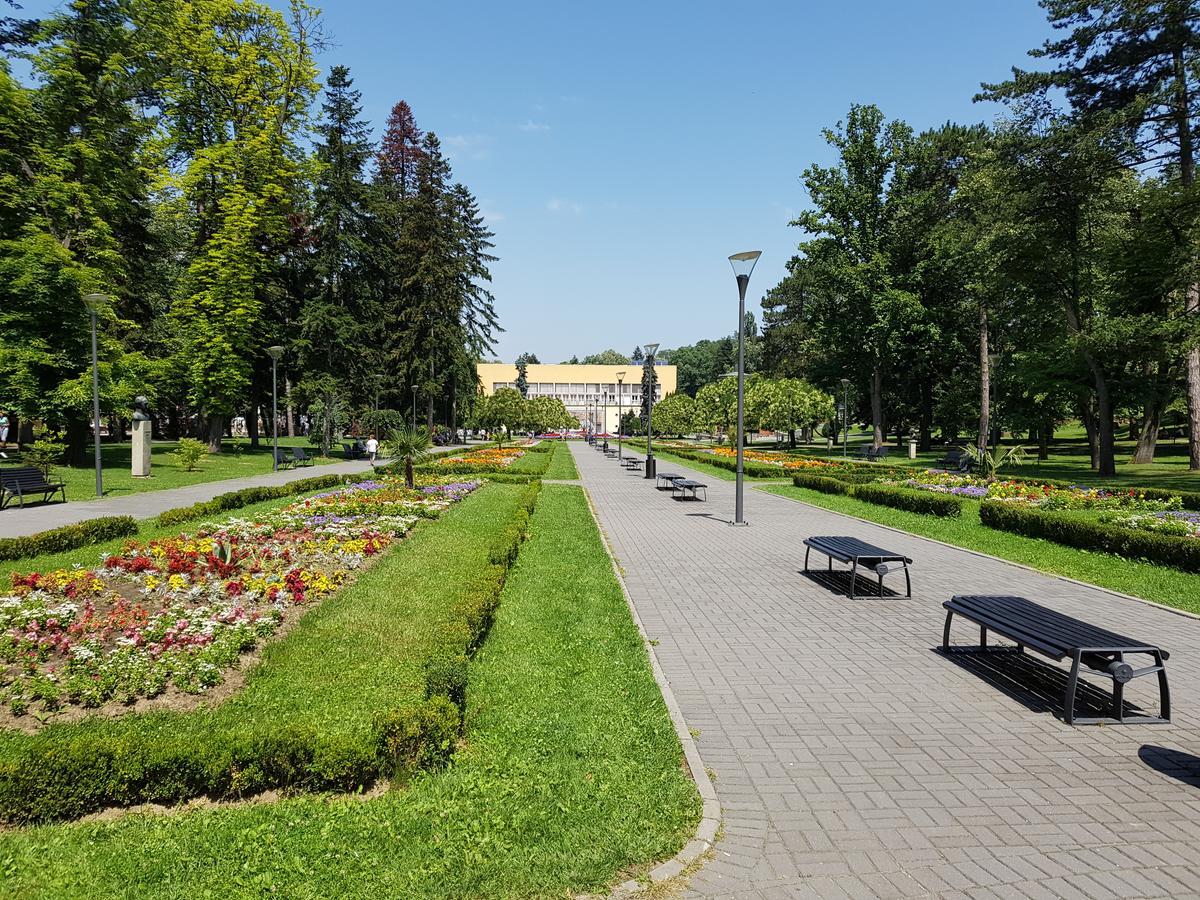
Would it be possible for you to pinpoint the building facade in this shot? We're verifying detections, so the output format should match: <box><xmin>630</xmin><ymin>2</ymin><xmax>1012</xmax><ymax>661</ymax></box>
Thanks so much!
<box><xmin>476</xmin><ymin>363</ymin><xmax>677</xmax><ymax>434</ymax></box>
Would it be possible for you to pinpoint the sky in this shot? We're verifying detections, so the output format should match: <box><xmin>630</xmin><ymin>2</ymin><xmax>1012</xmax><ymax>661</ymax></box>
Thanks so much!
<box><xmin>20</xmin><ymin>0</ymin><xmax>1057</xmax><ymax>363</ymax></box>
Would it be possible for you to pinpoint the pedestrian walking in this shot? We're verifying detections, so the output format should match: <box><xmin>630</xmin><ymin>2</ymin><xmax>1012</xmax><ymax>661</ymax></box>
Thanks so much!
<box><xmin>365</xmin><ymin>433</ymin><xmax>379</xmax><ymax>464</ymax></box>
<box><xmin>0</xmin><ymin>410</ymin><xmax>9</xmax><ymax>458</ymax></box>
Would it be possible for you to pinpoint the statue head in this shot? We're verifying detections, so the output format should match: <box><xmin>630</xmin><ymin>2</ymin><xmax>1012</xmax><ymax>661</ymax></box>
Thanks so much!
<box><xmin>133</xmin><ymin>395</ymin><xmax>151</xmax><ymax>420</ymax></box>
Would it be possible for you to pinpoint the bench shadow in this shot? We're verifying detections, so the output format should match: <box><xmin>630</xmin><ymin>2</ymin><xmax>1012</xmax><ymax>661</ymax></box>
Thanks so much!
<box><xmin>936</xmin><ymin>647</ymin><xmax>1149</xmax><ymax>723</ymax></box>
<box><xmin>1138</xmin><ymin>746</ymin><xmax>1200</xmax><ymax>788</ymax></box>
<box><xmin>800</xmin><ymin>569</ymin><xmax>903</xmax><ymax>599</ymax></box>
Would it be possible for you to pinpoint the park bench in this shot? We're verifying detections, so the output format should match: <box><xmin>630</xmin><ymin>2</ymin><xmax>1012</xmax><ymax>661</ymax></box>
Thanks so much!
<box><xmin>623</xmin><ymin>457</ymin><xmax>644</xmax><ymax>472</ymax></box>
<box><xmin>273</xmin><ymin>449</ymin><xmax>295</xmax><ymax>470</ymax></box>
<box><xmin>290</xmin><ymin>447</ymin><xmax>315</xmax><ymax>467</ymax></box>
<box><xmin>936</xmin><ymin>448</ymin><xmax>973</xmax><ymax>473</ymax></box>
<box><xmin>0</xmin><ymin>466</ymin><xmax>67</xmax><ymax>510</ymax></box>
<box><xmin>604</xmin><ymin>447</ymin><xmax>619</xmax><ymax>458</ymax></box>
<box><xmin>941</xmin><ymin>595</ymin><xmax>1170</xmax><ymax>725</ymax></box>
<box><xmin>803</xmin><ymin>535</ymin><xmax>913</xmax><ymax>600</ymax></box>
<box><xmin>671</xmin><ymin>479</ymin><xmax>707</xmax><ymax>501</ymax></box>
<box><xmin>856</xmin><ymin>446</ymin><xmax>889</xmax><ymax>462</ymax></box>
<box><xmin>341</xmin><ymin>441</ymin><xmax>365</xmax><ymax>460</ymax></box>
<box><xmin>656</xmin><ymin>472</ymin><xmax>683</xmax><ymax>490</ymax></box>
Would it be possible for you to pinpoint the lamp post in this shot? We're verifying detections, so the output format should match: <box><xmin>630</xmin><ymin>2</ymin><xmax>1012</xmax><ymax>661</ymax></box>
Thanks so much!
<box><xmin>82</xmin><ymin>293</ymin><xmax>110</xmax><ymax>498</ymax></box>
<box><xmin>728</xmin><ymin>251</ymin><xmax>762</xmax><ymax>525</ymax></box>
<box><xmin>601</xmin><ymin>390</ymin><xmax>608</xmax><ymax>450</ymax></box>
<box><xmin>615</xmin><ymin>370</ymin><xmax>625</xmax><ymax>459</ymax></box>
<box><xmin>643</xmin><ymin>343</ymin><xmax>659</xmax><ymax>479</ymax></box>
<box><xmin>840</xmin><ymin>378</ymin><xmax>851</xmax><ymax>459</ymax></box>
<box><xmin>267</xmin><ymin>346</ymin><xmax>283</xmax><ymax>471</ymax></box>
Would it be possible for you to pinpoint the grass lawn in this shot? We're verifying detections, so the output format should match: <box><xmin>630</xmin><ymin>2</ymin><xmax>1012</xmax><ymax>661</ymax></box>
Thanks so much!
<box><xmin>762</xmin><ymin>483</ymin><xmax>1200</xmax><ymax>616</ymax></box>
<box><xmin>0</xmin><ymin>484</ymin><xmax>700</xmax><ymax>898</ymax></box>
<box><xmin>542</xmin><ymin>441</ymin><xmax>579</xmax><ymax>479</ymax></box>
<box><xmin>0</xmin><ymin>437</ymin><xmax>345</xmax><ymax>503</ymax></box>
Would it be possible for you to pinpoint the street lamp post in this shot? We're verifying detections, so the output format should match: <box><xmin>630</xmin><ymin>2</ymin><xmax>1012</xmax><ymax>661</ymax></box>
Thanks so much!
<box><xmin>615</xmin><ymin>370</ymin><xmax>625</xmax><ymax>459</ymax></box>
<box><xmin>82</xmin><ymin>293</ymin><xmax>110</xmax><ymax>498</ymax></box>
<box><xmin>267</xmin><ymin>346</ymin><xmax>283</xmax><ymax>472</ymax></box>
<box><xmin>840</xmin><ymin>378</ymin><xmax>851</xmax><ymax>459</ymax></box>
<box><xmin>728</xmin><ymin>251</ymin><xmax>762</xmax><ymax>525</ymax></box>
<box><xmin>643</xmin><ymin>343</ymin><xmax>659</xmax><ymax>479</ymax></box>
<box><xmin>601</xmin><ymin>391</ymin><xmax>608</xmax><ymax>450</ymax></box>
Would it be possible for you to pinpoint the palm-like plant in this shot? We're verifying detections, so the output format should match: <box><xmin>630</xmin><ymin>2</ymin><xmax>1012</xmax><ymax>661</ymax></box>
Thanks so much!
<box><xmin>383</xmin><ymin>425</ymin><xmax>432</xmax><ymax>488</ymax></box>
<box><xmin>962</xmin><ymin>443</ymin><xmax>1028</xmax><ymax>482</ymax></box>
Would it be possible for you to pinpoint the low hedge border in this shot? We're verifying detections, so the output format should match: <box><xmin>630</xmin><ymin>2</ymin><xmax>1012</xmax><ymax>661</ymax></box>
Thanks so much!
<box><xmin>156</xmin><ymin>474</ymin><xmax>349</xmax><ymax>529</ymax></box>
<box><xmin>625</xmin><ymin>441</ymin><xmax>907</xmax><ymax>480</ymax></box>
<box><xmin>979</xmin><ymin>499</ymin><xmax>1200</xmax><ymax>573</ymax></box>
<box><xmin>850</xmin><ymin>483</ymin><xmax>964</xmax><ymax>517</ymax></box>
<box><xmin>0</xmin><ymin>516</ymin><xmax>139</xmax><ymax>562</ymax></box>
<box><xmin>0</xmin><ymin>482</ymin><xmax>542</xmax><ymax>824</ymax></box>
<box><xmin>791</xmin><ymin>473</ymin><xmax>854</xmax><ymax>496</ymax></box>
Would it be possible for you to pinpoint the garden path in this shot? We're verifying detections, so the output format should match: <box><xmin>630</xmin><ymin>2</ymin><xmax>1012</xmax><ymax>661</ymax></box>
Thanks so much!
<box><xmin>571</xmin><ymin>442</ymin><xmax>1200</xmax><ymax>899</ymax></box>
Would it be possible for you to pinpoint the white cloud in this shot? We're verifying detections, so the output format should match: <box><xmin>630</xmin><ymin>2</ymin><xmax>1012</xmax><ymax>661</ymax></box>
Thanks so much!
<box><xmin>443</xmin><ymin>133</ymin><xmax>494</xmax><ymax>160</ymax></box>
<box><xmin>546</xmin><ymin>197</ymin><xmax>583</xmax><ymax>215</ymax></box>
<box><xmin>520</xmin><ymin>119</ymin><xmax>551</xmax><ymax>132</ymax></box>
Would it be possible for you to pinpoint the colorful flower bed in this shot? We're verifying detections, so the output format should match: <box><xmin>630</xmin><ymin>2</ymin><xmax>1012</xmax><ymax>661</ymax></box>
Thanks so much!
<box><xmin>0</xmin><ymin>476</ymin><xmax>481</xmax><ymax>716</ymax></box>
<box><xmin>702</xmin><ymin>447</ymin><xmax>849</xmax><ymax>471</ymax></box>
<box><xmin>891</xmin><ymin>471</ymin><xmax>1183</xmax><ymax>512</ymax></box>
<box><xmin>432</xmin><ymin>447</ymin><xmax>525</xmax><ymax>472</ymax></box>
<box><xmin>1103</xmin><ymin>510</ymin><xmax>1200</xmax><ymax>538</ymax></box>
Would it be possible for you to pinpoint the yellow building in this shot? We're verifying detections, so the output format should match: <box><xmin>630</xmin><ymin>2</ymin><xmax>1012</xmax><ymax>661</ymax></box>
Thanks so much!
<box><xmin>476</xmin><ymin>362</ymin><xmax>677</xmax><ymax>434</ymax></box>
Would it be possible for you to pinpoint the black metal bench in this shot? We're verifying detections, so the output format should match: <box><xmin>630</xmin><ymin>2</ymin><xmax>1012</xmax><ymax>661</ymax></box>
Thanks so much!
<box><xmin>671</xmin><ymin>479</ymin><xmax>707</xmax><ymax>501</ymax></box>
<box><xmin>622</xmin><ymin>457</ymin><xmax>644</xmax><ymax>471</ymax></box>
<box><xmin>936</xmin><ymin>448</ymin><xmax>973</xmax><ymax>473</ymax></box>
<box><xmin>0</xmin><ymin>466</ymin><xmax>67</xmax><ymax>509</ymax></box>
<box><xmin>856</xmin><ymin>446</ymin><xmax>888</xmax><ymax>462</ymax></box>
<box><xmin>341</xmin><ymin>441</ymin><xmax>365</xmax><ymax>460</ymax></box>
<box><xmin>942</xmin><ymin>595</ymin><xmax>1170</xmax><ymax>726</ymax></box>
<box><xmin>273</xmin><ymin>449</ymin><xmax>295</xmax><ymax>470</ymax></box>
<box><xmin>656</xmin><ymin>472</ymin><xmax>683</xmax><ymax>490</ymax></box>
<box><xmin>290</xmin><ymin>447</ymin><xmax>315</xmax><ymax>467</ymax></box>
<box><xmin>803</xmin><ymin>535</ymin><xmax>912</xmax><ymax>600</ymax></box>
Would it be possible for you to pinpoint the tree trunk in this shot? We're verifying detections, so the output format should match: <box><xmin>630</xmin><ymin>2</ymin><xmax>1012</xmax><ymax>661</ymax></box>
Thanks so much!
<box><xmin>1039</xmin><ymin>417</ymin><xmax>1052</xmax><ymax>461</ymax></box>
<box><xmin>404</xmin><ymin>455</ymin><xmax>414</xmax><ymax>488</ymax></box>
<box><xmin>1079</xmin><ymin>398</ymin><xmax>1099</xmax><ymax>470</ymax></box>
<box><xmin>65</xmin><ymin>416</ymin><xmax>89</xmax><ymax>467</ymax></box>
<box><xmin>206</xmin><ymin>415</ymin><xmax>225</xmax><ymax>453</ymax></box>
<box><xmin>1132</xmin><ymin>400</ymin><xmax>1163</xmax><ymax>465</ymax></box>
<box><xmin>870</xmin><ymin>364</ymin><xmax>884</xmax><ymax>449</ymax></box>
<box><xmin>1089</xmin><ymin>359</ymin><xmax>1117</xmax><ymax>477</ymax></box>
<box><xmin>247</xmin><ymin>405</ymin><xmax>260</xmax><ymax>448</ymax></box>
<box><xmin>978</xmin><ymin>303</ymin><xmax>990</xmax><ymax>455</ymax></box>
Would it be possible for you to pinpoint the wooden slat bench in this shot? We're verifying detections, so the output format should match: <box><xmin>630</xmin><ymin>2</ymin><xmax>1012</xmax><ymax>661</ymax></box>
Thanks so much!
<box><xmin>803</xmin><ymin>535</ymin><xmax>912</xmax><ymax>600</ymax></box>
<box><xmin>622</xmin><ymin>457</ymin><xmax>644</xmax><ymax>472</ymax></box>
<box><xmin>942</xmin><ymin>595</ymin><xmax>1170</xmax><ymax>726</ymax></box>
<box><xmin>0</xmin><ymin>466</ymin><xmax>67</xmax><ymax>510</ymax></box>
<box><xmin>671</xmin><ymin>479</ymin><xmax>707</xmax><ymax>501</ymax></box>
<box><xmin>656</xmin><ymin>472</ymin><xmax>683</xmax><ymax>490</ymax></box>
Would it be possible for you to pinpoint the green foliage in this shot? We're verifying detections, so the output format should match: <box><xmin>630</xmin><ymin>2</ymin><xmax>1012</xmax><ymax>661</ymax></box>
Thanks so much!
<box><xmin>373</xmin><ymin>697</ymin><xmax>460</xmax><ymax>782</ymax></box>
<box><xmin>580</xmin><ymin>349</ymin><xmax>630</xmax><ymax>365</ymax></box>
<box><xmin>0</xmin><ymin>516</ymin><xmax>137</xmax><ymax>562</ymax></box>
<box><xmin>170</xmin><ymin>437</ymin><xmax>206</xmax><ymax>472</ymax></box>
<box><xmin>383</xmin><ymin>425</ymin><xmax>432</xmax><ymax>487</ymax></box>
<box><xmin>980</xmin><ymin>500</ymin><xmax>1200</xmax><ymax>573</ymax></box>
<box><xmin>791</xmin><ymin>472</ymin><xmax>854</xmax><ymax>495</ymax></box>
<box><xmin>851</xmin><ymin>482</ymin><xmax>964</xmax><ymax>517</ymax></box>
<box><xmin>24</xmin><ymin>437</ymin><xmax>66</xmax><ymax>478</ymax></box>
<box><xmin>651</xmin><ymin>392</ymin><xmax>694</xmax><ymax>436</ymax></box>
<box><xmin>963</xmin><ymin>443</ymin><xmax>1029</xmax><ymax>481</ymax></box>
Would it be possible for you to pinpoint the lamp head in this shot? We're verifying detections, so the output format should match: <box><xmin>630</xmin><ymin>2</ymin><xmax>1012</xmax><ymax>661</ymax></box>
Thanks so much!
<box><xmin>267</xmin><ymin>345</ymin><xmax>284</xmax><ymax>361</ymax></box>
<box><xmin>840</xmin><ymin>377</ymin><xmax>850</xmax><ymax>388</ymax></box>
<box><xmin>728</xmin><ymin>250</ymin><xmax>762</xmax><ymax>280</ymax></box>
<box><xmin>615</xmin><ymin>370</ymin><xmax>625</xmax><ymax>382</ymax></box>
<box><xmin>82</xmin><ymin>292</ymin><xmax>111</xmax><ymax>312</ymax></box>
<box><xmin>644</xmin><ymin>343</ymin><xmax>659</xmax><ymax>358</ymax></box>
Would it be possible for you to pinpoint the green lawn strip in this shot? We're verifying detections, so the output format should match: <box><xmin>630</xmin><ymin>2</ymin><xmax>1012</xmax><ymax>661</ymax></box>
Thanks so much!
<box><xmin>1</xmin><ymin>437</ymin><xmax>347</xmax><ymax>503</ymax></box>
<box><xmin>506</xmin><ymin>446</ymin><xmax>552</xmax><ymax>475</ymax></box>
<box><xmin>0</xmin><ymin>483</ymin><xmax>530</xmax><ymax>822</ymax></box>
<box><xmin>542</xmin><ymin>441</ymin><xmax>579</xmax><ymax>479</ymax></box>
<box><xmin>0</xmin><ymin>484</ymin><xmax>700</xmax><ymax>899</ymax></box>
<box><xmin>761</xmin><ymin>484</ymin><xmax>1200</xmax><ymax>615</ymax></box>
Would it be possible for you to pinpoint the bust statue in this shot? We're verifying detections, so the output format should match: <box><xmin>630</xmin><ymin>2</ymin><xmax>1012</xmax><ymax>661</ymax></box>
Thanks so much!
<box><xmin>132</xmin><ymin>395</ymin><xmax>151</xmax><ymax>422</ymax></box>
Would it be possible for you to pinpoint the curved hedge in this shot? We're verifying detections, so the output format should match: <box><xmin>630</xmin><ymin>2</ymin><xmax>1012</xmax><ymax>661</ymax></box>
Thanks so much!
<box><xmin>850</xmin><ymin>483</ymin><xmax>964</xmax><ymax>517</ymax></box>
<box><xmin>0</xmin><ymin>516</ymin><xmax>138</xmax><ymax>562</ymax></box>
<box><xmin>791</xmin><ymin>473</ymin><xmax>854</xmax><ymax>495</ymax></box>
<box><xmin>156</xmin><ymin>473</ymin><xmax>348</xmax><ymax>528</ymax></box>
<box><xmin>979</xmin><ymin>500</ymin><xmax>1200</xmax><ymax>573</ymax></box>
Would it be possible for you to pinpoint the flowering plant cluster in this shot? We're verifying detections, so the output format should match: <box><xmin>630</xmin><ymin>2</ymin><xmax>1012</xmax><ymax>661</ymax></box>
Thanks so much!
<box><xmin>1102</xmin><ymin>510</ymin><xmax>1200</xmax><ymax>538</ymax></box>
<box><xmin>0</xmin><ymin>475</ymin><xmax>480</xmax><ymax>717</ymax></box>
<box><xmin>892</xmin><ymin>470</ymin><xmax>1182</xmax><ymax>513</ymax></box>
<box><xmin>702</xmin><ymin>447</ymin><xmax>848</xmax><ymax>471</ymax></box>
<box><xmin>434</xmin><ymin>447</ymin><xmax>524</xmax><ymax>472</ymax></box>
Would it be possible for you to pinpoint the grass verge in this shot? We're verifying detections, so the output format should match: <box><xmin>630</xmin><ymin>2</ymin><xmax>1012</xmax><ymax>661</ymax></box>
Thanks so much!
<box><xmin>0</xmin><ymin>484</ymin><xmax>700</xmax><ymax>898</ymax></box>
<box><xmin>763</xmin><ymin>484</ymin><xmax>1200</xmax><ymax>616</ymax></box>
<box><xmin>542</xmin><ymin>441</ymin><xmax>579</xmax><ymax>479</ymax></box>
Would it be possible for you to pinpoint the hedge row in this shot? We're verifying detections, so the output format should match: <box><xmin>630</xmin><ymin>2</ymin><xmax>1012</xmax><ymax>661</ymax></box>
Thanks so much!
<box><xmin>0</xmin><ymin>516</ymin><xmax>139</xmax><ymax>562</ymax></box>
<box><xmin>979</xmin><ymin>499</ymin><xmax>1200</xmax><ymax>572</ymax></box>
<box><xmin>156</xmin><ymin>473</ymin><xmax>348</xmax><ymax>528</ymax></box>
<box><xmin>0</xmin><ymin>483</ymin><xmax>541</xmax><ymax>824</ymax></box>
<box><xmin>625</xmin><ymin>441</ymin><xmax>908</xmax><ymax>481</ymax></box>
<box><xmin>790</xmin><ymin>474</ymin><xmax>964</xmax><ymax>517</ymax></box>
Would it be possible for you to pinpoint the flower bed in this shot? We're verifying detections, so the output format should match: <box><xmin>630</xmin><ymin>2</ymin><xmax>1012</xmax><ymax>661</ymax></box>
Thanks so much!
<box><xmin>0</xmin><ymin>476</ymin><xmax>481</xmax><ymax>717</ymax></box>
<box><xmin>1104</xmin><ymin>510</ymin><xmax>1200</xmax><ymax>538</ymax></box>
<box><xmin>430</xmin><ymin>446</ymin><xmax>525</xmax><ymax>474</ymax></box>
<box><xmin>888</xmin><ymin>471</ymin><xmax>1183</xmax><ymax>513</ymax></box>
<box><xmin>702</xmin><ymin>447</ymin><xmax>849</xmax><ymax>471</ymax></box>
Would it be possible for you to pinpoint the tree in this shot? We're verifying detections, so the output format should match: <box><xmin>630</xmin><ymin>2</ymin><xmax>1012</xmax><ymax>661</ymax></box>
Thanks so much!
<box><xmin>475</xmin><ymin>387</ymin><xmax>526</xmax><ymax>446</ymax></box>
<box><xmin>981</xmin><ymin>0</ymin><xmax>1200</xmax><ymax>467</ymax></box>
<box><xmin>694</xmin><ymin>378</ymin><xmax>738</xmax><ymax>439</ymax></box>
<box><xmin>651</xmin><ymin>392</ymin><xmax>694</xmax><ymax>437</ymax></box>
<box><xmin>375</xmin><ymin>99</ymin><xmax>424</xmax><ymax>199</ymax></box>
<box><xmin>383</xmin><ymin>424</ymin><xmax>431</xmax><ymax>488</ymax></box>
<box><xmin>515</xmin><ymin>360</ymin><xmax>529</xmax><ymax>398</ymax></box>
<box><xmin>747</xmin><ymin>378</ymin><xmax>835</xmax><ymax>445</ymax></box>
<box><xmin>581</xmin><ymin>349</ymin><xmax>630</xmax><ymax>365</ymax></box>
<box><xmin>639</xmin><ymin>353</ymin><xmax>659</xmax><ymax>428</ymax></box>
<box><xmin>528</xmin><ymin>395</ymin><xmax>571</xmax><ymax>433</ymax></box>
<box><xmin>631</xmin><ymin>345</ymin><xmax>644</xmax><ymax>363</ymax></box>
<box><xmin>515</xmin><ymin>352</ymin><xmax>540</xmax><ymax>365</ymax></box>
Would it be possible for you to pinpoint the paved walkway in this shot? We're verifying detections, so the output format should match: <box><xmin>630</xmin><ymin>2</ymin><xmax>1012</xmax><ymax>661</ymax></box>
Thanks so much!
<box><xmin>571</xmin><ymin>443</ymin><xmax>1200</xmax><ymax>900</ymax></box>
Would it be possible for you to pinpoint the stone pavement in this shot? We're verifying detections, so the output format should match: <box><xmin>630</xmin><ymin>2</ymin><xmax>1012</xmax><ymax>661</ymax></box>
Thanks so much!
<box><xmin>570</xmin><ymin>442</ymin><xmax>1200</xmax><ymax>900</ymax></box>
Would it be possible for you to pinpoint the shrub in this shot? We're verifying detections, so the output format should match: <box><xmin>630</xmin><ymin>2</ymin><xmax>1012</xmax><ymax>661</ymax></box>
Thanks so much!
<box><xmin>980</xmin><ymin>500</ymin><xmax>1200</xmax><ymax>572</ymax></box>
<box><xmin>373</xmin><ymin>697</ymin><xmax>461</xmax><ymax>782</ymax></box>
<box><xmin>792</xmin><ymin>473</ymin><xmax>854</xmax><ymax>495</ymax></box>
<box><xmin>171</xmin><ymin>438</ymin><xmax>207</xmax><ymax>472</ymax></box>
<box><xmin>851</xmin><ymin>483</ymin><xmax>964</xmax><ymax>517</ymax></box>
<box><xmin>0</xmin><ymin>516</ymin><xmax>138</xmax><ymax>562</ymax></box>
<box><xmin>156</xmin><ymin>473</ymin><xmax>345</xmax><ymax>528</ymax></box>
<box><xmin>24</xmin><ymin>438</ymin><xmax>66</xmax><ymax>478</ymax></box>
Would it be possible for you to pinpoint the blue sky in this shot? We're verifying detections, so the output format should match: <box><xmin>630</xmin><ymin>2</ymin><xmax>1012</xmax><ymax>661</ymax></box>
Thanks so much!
<box><xmin>21</xmin><ymin>0</ymin><xmax>1055</xmax><ymax>363</ymax></box>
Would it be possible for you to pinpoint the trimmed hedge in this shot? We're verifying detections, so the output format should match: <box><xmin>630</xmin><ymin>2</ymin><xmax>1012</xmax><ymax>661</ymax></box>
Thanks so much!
<box><xmin>155</xmin><ymin>474</ymin><xmax>347</xmax><ymax>528</ymax></box>
<box><xmin>0</xmin><ymin>482</ymin><xmax>542</xmax><ymax>824</ymax></box>
<box><xmin>979</xmin><ymin>500</ymin><xmax>1200</xmax><ymax>573</ymax></box>
<box><xmin>850</xmin><ymin>483</ymin><xmax>964</xmax><ymax>517</ymax></box>
<box><xmin>791</xmin><ymin>473</ymin><xmax>854</xmax><ymax>496</ymax></box>
<box><xmin>0</xmin><ymin>516</ymin><xmax>139</xmax><ymax>562</ymax></box>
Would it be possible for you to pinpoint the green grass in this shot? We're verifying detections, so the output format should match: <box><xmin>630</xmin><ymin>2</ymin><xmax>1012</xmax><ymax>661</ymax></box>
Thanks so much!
<box><xmin>542</xmin><ymin>441</ymin><xmax>579</xmax><ymax>479</ymax></box>
<box><xmin>0</xmin><ymin>484</ymin><xmax>700</xmax><ymax>898</ymax></box>
<box><xmin>0</xmin><ymin>437</ymin><xmax>344</xmax><ymax>503</ymax></box>
<box><xmin>762</xmin><ymin>483</ymin><xmax>1200</xmax><ymax>615</ymax></box>
<box><xmin>629</xmin><ymin>444</ymin><xmax>788</xmax><ymax>483</ymax></box>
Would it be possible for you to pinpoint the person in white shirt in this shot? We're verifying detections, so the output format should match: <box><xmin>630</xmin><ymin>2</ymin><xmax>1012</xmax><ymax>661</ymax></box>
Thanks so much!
<box><xmin>0</xmin><ymin>411</ymin><xmax>9</xmax><ymax>458</ymax></box>
<box><xmin>365</xmin><ymin>434</ymin><xmax>379</xmax><ymax>463</ymax></box>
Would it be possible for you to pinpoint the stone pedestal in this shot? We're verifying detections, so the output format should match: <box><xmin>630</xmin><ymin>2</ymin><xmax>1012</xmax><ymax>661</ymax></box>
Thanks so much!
<box><xmin>132</xmin><ymin>418</ymin><xmax>152</xmax><ymax>477</ymax></box>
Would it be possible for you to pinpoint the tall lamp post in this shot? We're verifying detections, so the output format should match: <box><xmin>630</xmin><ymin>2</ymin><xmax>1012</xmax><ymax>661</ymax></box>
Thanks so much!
<box><xmin>82</xmin><ymin>293</ymin><xmax>110</xmax><ymax>498</ymax></box>
<box><xmin>840</xmin><ymin>378</ymin><xmax>851</xmax><ymax>459</ymax></box>
<box><xmin>643</xmin><ymin>343</ymin><xmax>659</xmax><ymax>479</ymax></box>
<box><xmin>267</xmin><ymin>346</ymin><xmax>283</xmax><ymax>471</ymax></box>
<box><xmin>728</xmin><ymin>250</ymin><xmax>762</xmax><ymax>525</ymax></box>
<box><xmin>601</xmin><ymin>391</ymin><xmax>608</xmax><ymax>450</ymax></box>
<box><xmin>615</xmin><ymin>370</ymin><xmax>625</xmax><ymax>459</ymax></box>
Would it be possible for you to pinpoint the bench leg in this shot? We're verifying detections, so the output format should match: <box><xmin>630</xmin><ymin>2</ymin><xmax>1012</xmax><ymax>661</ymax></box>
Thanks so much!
<box><xmin>1156</xmin><ymin>650</ymin><xmax>1171</xmax><ymax>722</ymax></box>
<box><xmin>803</xmin><ymin>545</ymin><xmax>810</xmax><ymax>572</ymax></box>
<box><xmin>942</xmin><ymin>609</ymin><xmax>954</xmax><ymax>651</ymax></box>
<box><xmin>903</xmin><ymin>563</ymin><xmax>911</xmax><ymax>598</ymax></box>
<box><xmin>980</xmin><ymin>626</ymin><xmax>987</xmax><ymax>649</ymax></box>
<box><xmin>1064</xmin><ymin>650</ymin><xmax>1082</xmax><ymax>726</ymax></box>
<box><xmin>848</xmin><ymin>559</ymin><xmax>858</xmax><ymax>600</ymax></box>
